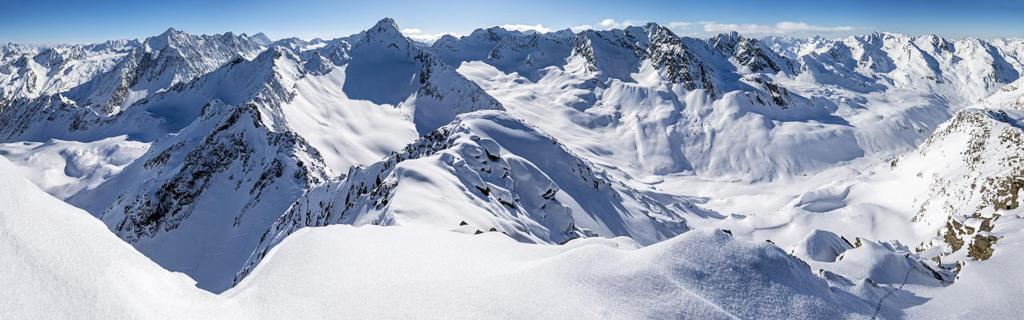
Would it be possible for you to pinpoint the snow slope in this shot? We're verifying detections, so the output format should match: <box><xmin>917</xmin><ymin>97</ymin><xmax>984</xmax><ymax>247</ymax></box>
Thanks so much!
<box><xmin>0</xmin><ymin>156</ymin><xmax>875</xmax><ymax>319</ymax></box>
<box><xmin>43</xmin><ymin>18</ymin><xmax>505</xmax><ymax>292</ymax></box>
<box><xmin>0</xmin><ymin>135</ymin><xmax>149</xmax><ymax>199</ymax></box>
<box><xmin>444</xmin><ymin>25</ymin><xmax>1022</xmax><ymax>184</ymax></box>
<box><xmin>0</xmin><ymin>157</ymin><xmax>227</xmax><ymax>319</ymax></box>
<box><xmin>238</xmin><ymin>110</ymin><xmax>708</xmax><ymax>280</ymax></box>
<box><xmin>4</xmin><ymin>17</ymin><xmax>1024</xmax><ymax>317</ymax></box>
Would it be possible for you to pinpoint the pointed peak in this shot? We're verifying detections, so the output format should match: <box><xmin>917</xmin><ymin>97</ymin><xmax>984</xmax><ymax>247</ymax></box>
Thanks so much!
<box><xmin>551</xmin><ymin>29</ymin><xmax>575</xmax><ymax>39</ymax></box>
<box><xmin>370</xmin><ymin>17</ymin><xmax>401</xmax><ymax>34</ymax></box>
<box><xmin>433</xmin><ymin>34</ymin><xmax>460</xmax><ymax>46</ymax></box>
<box><xmin>146</xmin><ymin>27</ymin><xmax>189</xmax><ymax>52</ymax></box>
<box><xmin>643</xmin><ymin>22</ymin><xmax>663</xmax><ymax>30</ymax></box>
<box><xmin>158</xmin><ymin>27</ymin><xmax>185</xmax><ymax>38</ymax></box>
<box><xmin>360</xmin><ymin>17</ymin><xmax>411</xmax><ymax>47</ymax></box>
<box><xmin>255</xmin><ymin>45</ymin><xmax>297</xmax><ymax>62</ymax></box>
<box><xmin>250</xmin><ymin>32</ymin><xmax>273</xmax><ymax>46</ymax></box>
<box><xmin>711</xmin><ymin>31</ymin><xmax>740</xmax><ymax>40</ymax></box>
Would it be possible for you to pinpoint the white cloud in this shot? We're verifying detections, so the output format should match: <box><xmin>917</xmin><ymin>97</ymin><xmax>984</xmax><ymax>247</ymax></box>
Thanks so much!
<box><xmin>604</xmin><ymin>19</ymin><xmax>640</xmax><ymax>29</ymax></box>
<box><xmin>703</xmin><ymin>21</ymin><xmax>854</xmax><ymax>34</ymax></box>
<box><xmin>400</xmin><ymin>27</ymin><xmax>459</xmax><ymax>43</ymax></box>
<box><xmin>599</xmin><ymin>19</ymin><xmax>618</xmax><ymax>29</ymax></box>
<box><xmin>571</xmin><ymin>19</ymin><xmax>639</xmax><ymax>32</ymax></box>
<box><xmin>666</xmin><ymin>22</ymin><xmax>692</xmax><ymax>30</ymax></box>
<box><xmin>567</xmin><ymin>18</ymin><xmax>856</xmax><ymax>37</ymax></box>
<box><xmin>665</xmin><ymin>21</ymin><xmax>694</xmax><ymax>34</ymax></box>
<box><xmin>703</xmin><ymin>23</ymin><xmax>777</xmax><ymax>34</ymax></box>
<box><xmin>775</xmin><ymin>21</ymin><xmax>854</xmax><ymax>32</ymax></box>
<box><xmin>570</xmin><ymin>24</ymin><xmax>594</xmax><ymax>32</ymax></box>
<box><xmin>499</xmin><ymin>24</ymin><xmax>552</xmax><ymax>33</ymax></box>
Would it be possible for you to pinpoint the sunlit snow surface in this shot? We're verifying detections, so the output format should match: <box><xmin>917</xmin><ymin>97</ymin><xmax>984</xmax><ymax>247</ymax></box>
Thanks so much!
<box><xmin>1</xmin><ymin>157</ymin><xmax>874</xmax><ymax>319</ymax></box>
<box><xmin>3</xmin><ymin>18</ymin><xmax>1024</xmax><ymax>318</ymax></box>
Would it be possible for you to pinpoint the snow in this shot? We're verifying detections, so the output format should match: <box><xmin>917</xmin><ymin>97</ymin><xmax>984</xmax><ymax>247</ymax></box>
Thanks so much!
<box><xmin>0</xmin><ymin>156</ymin><xmax>873</xmax><ymax>319</ymax></box>
<box><xmin>0</xmin><ymin>157</ymin><xmax>223</xmax><ymax>319</ymax></box>
<box><xmin>239</xmin><ymin>110</ymin><xmax>702</xmax><ymax>277</ymax></box>
<box><xmin>4</xmin><ymin>17</ymin><xmax>1024</xmax><ymax>317</ymax></box>
<box><xmin>906</xmin><ymin>217</ymin><xmax>1024</xmax><ymax>318</ymax></box>
<box><xmin>233</xmin><ymin>227</ymin><xmax>871</xmax><ymax>319</ymax></box>
<box><xmin>0</xmin><ymin>135</ymin><xmax>148</xmax><ymax>199</ymax></box>
<box><xmin>280</xmin><ymin>64</ymin><xmax>417</xmax><ymax>173</ymax></box>
<box><xmin>5</xmin><ymin>17</ymin><xmax>505</xmax><ymax>292</ymax></box>
<box><xmin>789</xmin><ymin>229</ymin><xmax>854</xmax><ymax>262</ymax></box>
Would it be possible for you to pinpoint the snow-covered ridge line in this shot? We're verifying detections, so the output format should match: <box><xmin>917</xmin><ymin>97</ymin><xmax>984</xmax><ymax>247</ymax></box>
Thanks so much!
<box><xmin>4</xmin><ymin>17</ymin><xmax>1024</xmax><ymax>317</ymax></box>
<box><xmin>1</xmin><ymin>153</ymin><xmax>879</xmax><ymax>318</ymax></box>
<box><xmin>3</xmin><ymin>17</ymin><xmax>510</xmax><ymax>292</ymax></box>
<box><xmin>234</xmin><ymin>110</ymin><xmax>704</xmax><ymax>283</ymax></box>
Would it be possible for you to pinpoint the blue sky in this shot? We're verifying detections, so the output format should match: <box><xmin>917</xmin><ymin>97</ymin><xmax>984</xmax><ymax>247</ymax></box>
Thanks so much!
<box><xmin>3</xmin><ymin>0</ymin><xmax>1024</xmax><ymax>43</ymax></box>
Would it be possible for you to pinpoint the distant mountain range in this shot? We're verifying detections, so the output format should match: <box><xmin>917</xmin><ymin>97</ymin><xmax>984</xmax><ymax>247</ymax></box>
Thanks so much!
<box><xmin>3</xmin><ymin>17</ymin><xmax>1024</xmax><ymax>318</ymax></box>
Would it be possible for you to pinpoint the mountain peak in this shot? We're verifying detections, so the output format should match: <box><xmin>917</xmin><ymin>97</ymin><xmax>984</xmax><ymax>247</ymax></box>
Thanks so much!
<box><xmin>370</xmin><ymin>17</ymin><xmax>401</xmax><ymax>35</ymax></box>
<box><xmin>251</xmin><ymin>32</ymin><xmax>273</xmax><ymax>46</ymax></box>
<box><xmin>146</xmin><ymin>27</ymin><xmax>189</xmax><ymax>52</ymax></box>
<box><xmin>360</xmin><ymin>17</ymin><xmax>410</xmax><ymax>47</ymax></box>
<box><xmin>157</xmin><ymin>27</ymin><xmax>185</xmax><ymax>39</ymax></box>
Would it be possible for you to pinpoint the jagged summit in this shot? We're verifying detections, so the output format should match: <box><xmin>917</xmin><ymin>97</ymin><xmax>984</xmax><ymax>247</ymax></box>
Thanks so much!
<box><xmin>160</xmin><ymin>27</ymin><xmax>181</xmax><ymax>35</ymax></box>
<box><xmin>365</xmin><ymin>17</ymin><xmax>404</xmax><ymax>39</ymax></box>
<box><xmin>145</xmin><ymin>27</ymin><xmax>187</xmax><ymax>51</ymax></box>
<box><xmin>250</xmin><ymin>32</ymin><xmax>273</xmax><ymax>46</ymax></box>
<box><xmin>351</xmin><ymin>17</ymin><xmax>417</xmax><ymax>52</ymax></box>
<box><xmin>0</xmin><ymin>17</ymin><xmax>507</xmax><ymax>291</ymax></box>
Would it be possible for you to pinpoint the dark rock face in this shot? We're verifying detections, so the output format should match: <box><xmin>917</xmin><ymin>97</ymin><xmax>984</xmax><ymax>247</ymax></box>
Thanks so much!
<box><xmin>0</xmin><ymin>95</ymin><xmax>104</xmax><ymax>141</ymax></box>
<box><xmin>645</xmin><ymin>24</ymin><xmax>719</xmax><ymax>97</ymax></box>
<box><xmin>110</xmin><ymin>102</ymin><xmax>328</xmax><ymax>242</ymax></box>
<box><xmin>711</xmin><ymin>32</ymin><xmax>793</xmax><ymax>75</ymax></box>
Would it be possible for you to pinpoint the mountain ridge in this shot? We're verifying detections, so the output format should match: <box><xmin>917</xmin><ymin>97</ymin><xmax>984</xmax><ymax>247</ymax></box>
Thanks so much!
<box><xmin>3</xmin><ymin>17</ymin><xmax>1024</xmax><ymax>317</ymax></box>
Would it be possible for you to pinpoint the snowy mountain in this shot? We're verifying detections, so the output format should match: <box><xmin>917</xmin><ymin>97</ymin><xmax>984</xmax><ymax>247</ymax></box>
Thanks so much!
<box><xmin>0</xmin><ymin>29</ymin><xmax>269</xmax><ymax>142</ymax></box>
<box><xmin>895</xmin><ymin>105</ymin><xmax>1024</xmax><ymax>265</ymax></box>
<box><xmin>2</xmin><ymin>154</ymin><xmax>886</xmax><ymax>318</ymax></box>
<box><xmin>237</xmin><ymin>110</ymin><xmax>705</xmax><ymax>281</ymax></box>
<box><xmin>444</xmin><ymin>26</ymin><xmax>1024</xmax><ymax>182</ymax></box>
<box><xmin>5</xmin><ymin>18</ymin><xmax>505</xmax><ymax>292</ymax></box>
<box><xmin>3</xmin><ymin>17</ymin><xmax>1024</xmax><ymax>318</ymax></box>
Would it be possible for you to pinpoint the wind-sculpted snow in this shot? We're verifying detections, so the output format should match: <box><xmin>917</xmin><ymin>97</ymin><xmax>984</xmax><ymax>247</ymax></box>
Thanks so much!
<box><xmin>0</xmin><ymin>135</ymin><xmax>149</xmax><ymax>199</ymax></box>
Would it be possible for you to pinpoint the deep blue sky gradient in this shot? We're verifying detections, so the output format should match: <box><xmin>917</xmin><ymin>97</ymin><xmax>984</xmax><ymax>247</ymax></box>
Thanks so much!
<box><xmin>3</xmin><ymin>0</ymin><xmax>1023</xmax><ymax>43</ymax></box>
